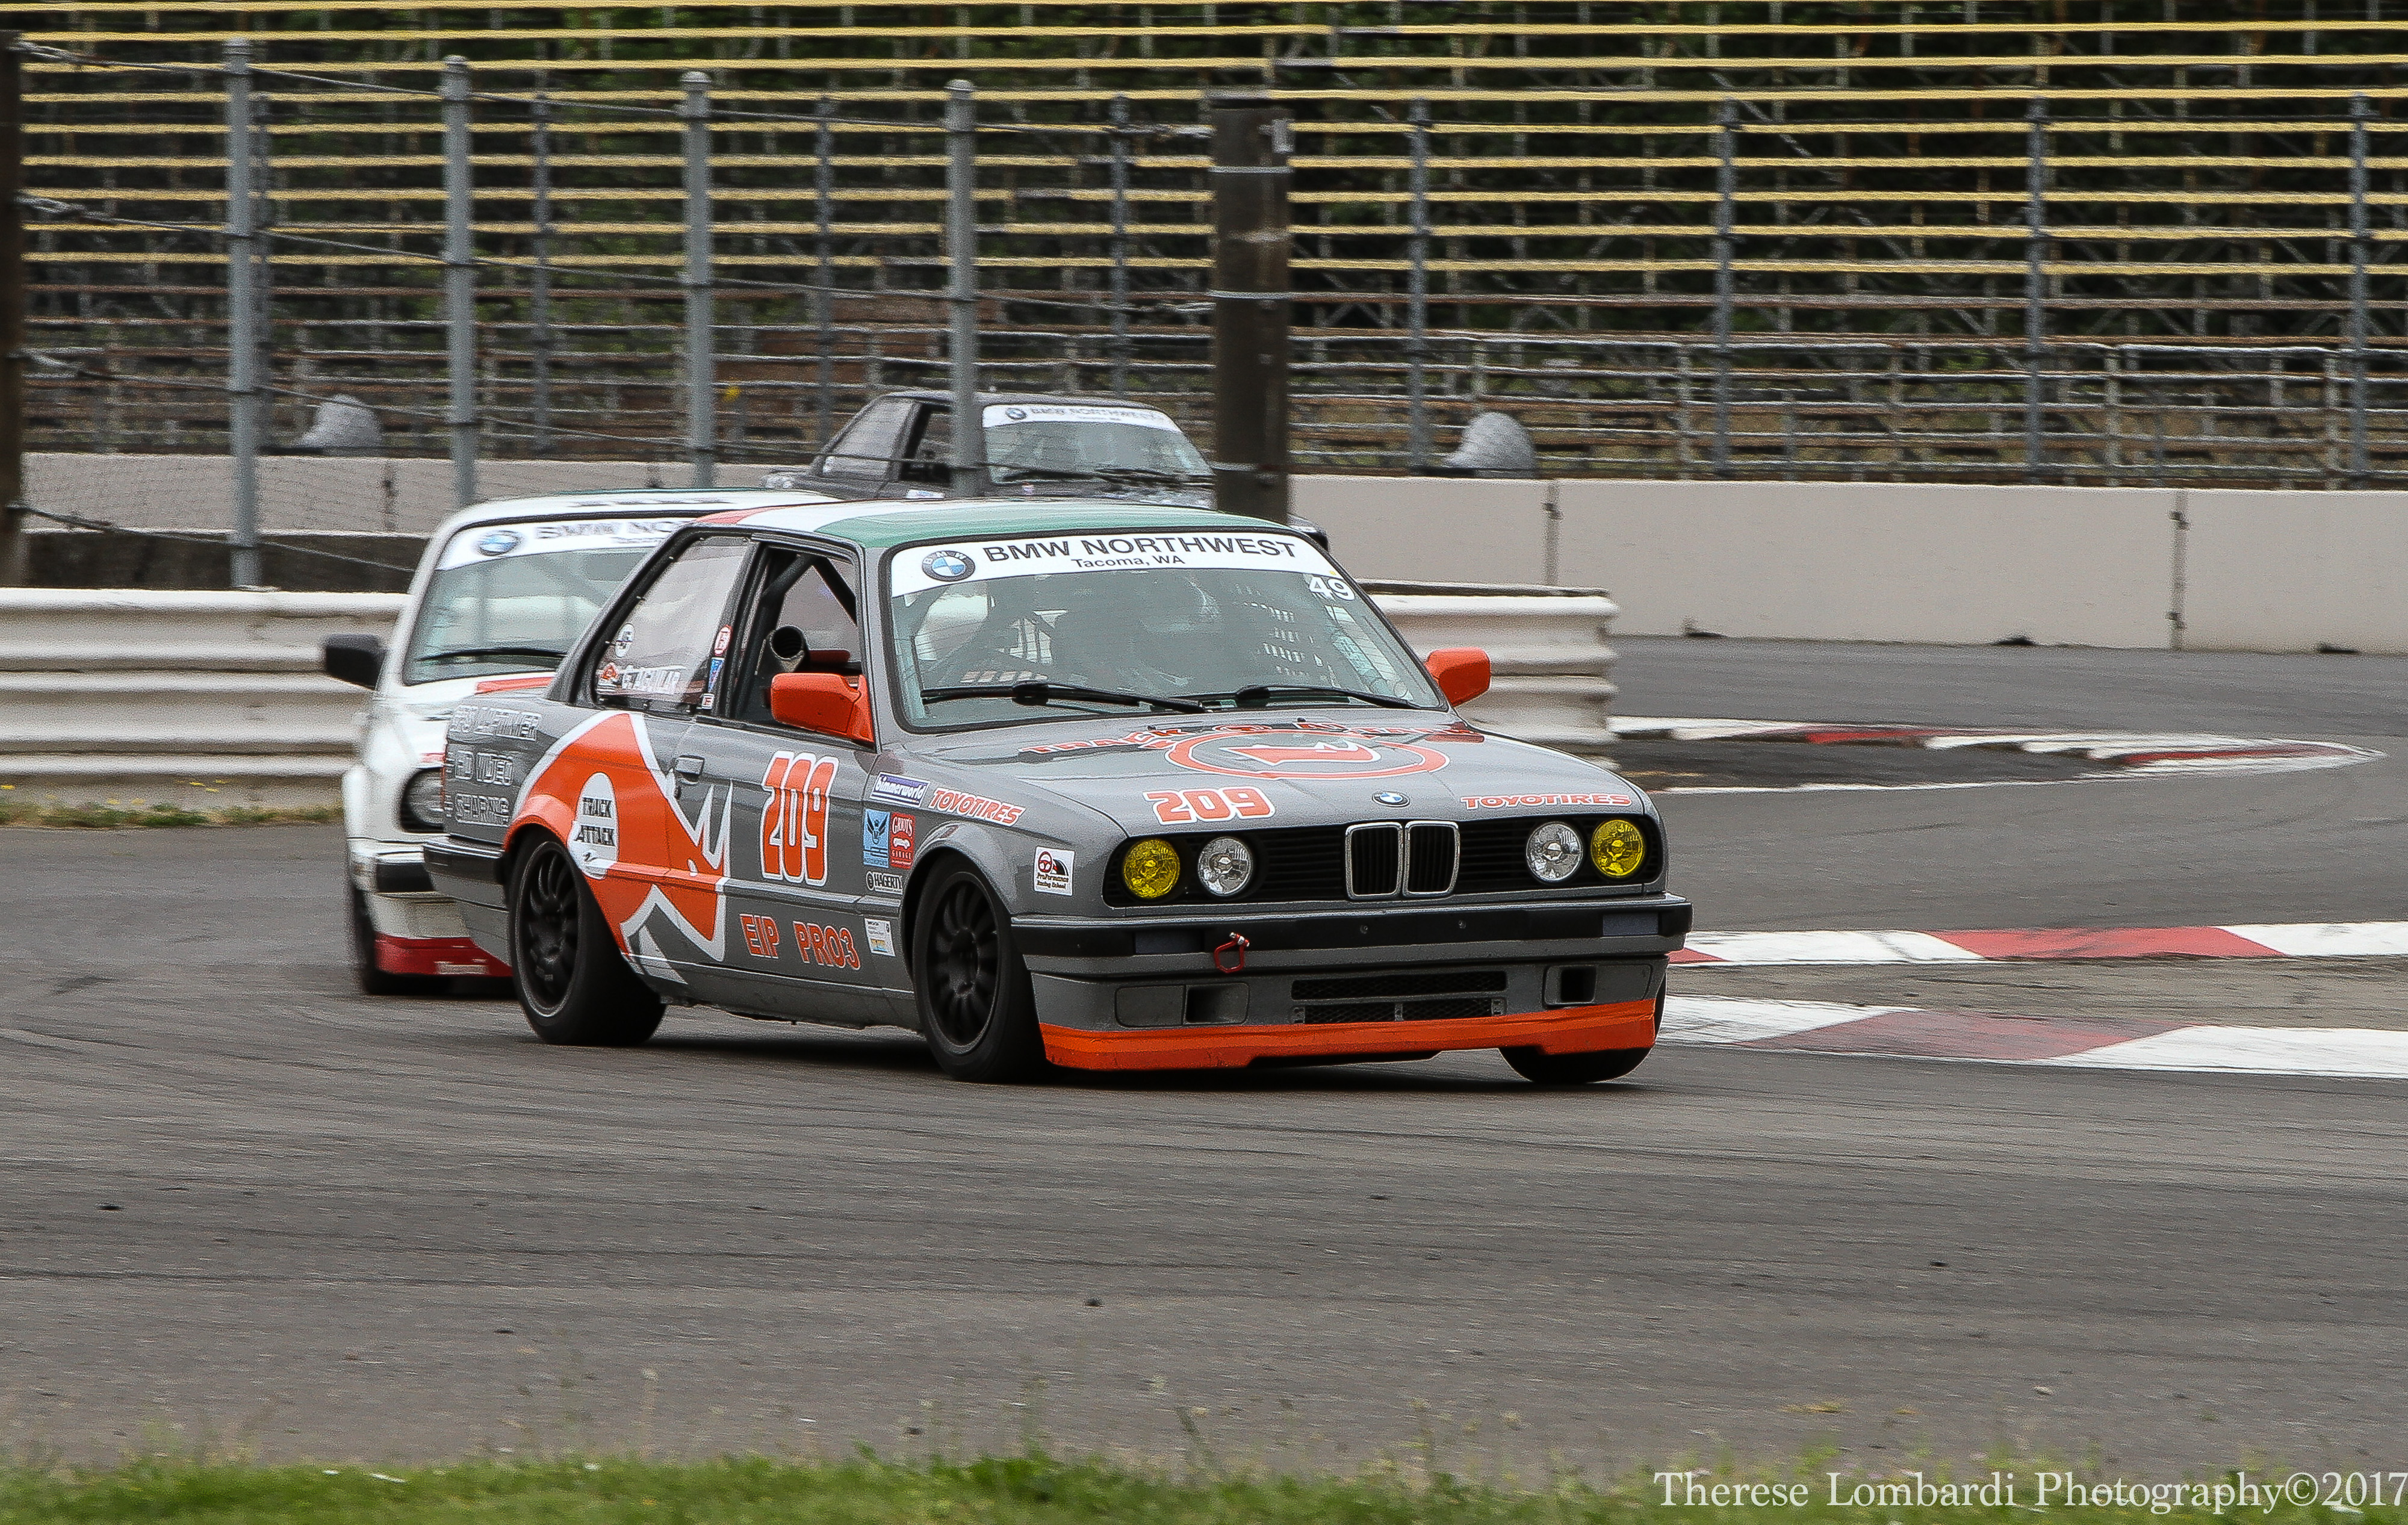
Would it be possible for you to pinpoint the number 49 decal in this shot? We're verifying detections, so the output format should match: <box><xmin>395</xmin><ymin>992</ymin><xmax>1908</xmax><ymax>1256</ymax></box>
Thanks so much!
<box><xmin>762</xmin><ymin>751</ymin><xmax>837</xmax><ymax>886</ymax></box>
<box><xmin>1145</xmin><ymin>786</ymin><xmax>1275</xmax><ymax>825</ymax></box>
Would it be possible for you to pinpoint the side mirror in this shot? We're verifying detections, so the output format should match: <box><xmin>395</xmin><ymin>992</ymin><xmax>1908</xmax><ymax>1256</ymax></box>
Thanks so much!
<box><xmin>769</xmin><ymin>671</ymin><xmax>875</xmax><ymax>745</ymax></box>
<box><xmin>323</xmin><ymin>633</ymin><xmax>386</xmax><ymax>689</ymax></box>
<box><xmin>1424</xmin><ymin>647</ymin><xmax>1492</xmax><ymax>707</ymax></box>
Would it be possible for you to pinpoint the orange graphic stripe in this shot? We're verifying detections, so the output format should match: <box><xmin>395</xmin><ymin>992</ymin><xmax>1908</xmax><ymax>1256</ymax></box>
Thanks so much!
<box><xmin>1040</xmin><ymin>998</ymin><xmax>1657</xmax><ymax>1072</ymax></box>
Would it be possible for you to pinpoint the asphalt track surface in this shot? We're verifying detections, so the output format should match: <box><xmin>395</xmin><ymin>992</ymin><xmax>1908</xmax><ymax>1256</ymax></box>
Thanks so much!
<box><xmin>5</xmin><ymin>641</ymin><xmax>2405</xmax><ymax>1474</ymax></box>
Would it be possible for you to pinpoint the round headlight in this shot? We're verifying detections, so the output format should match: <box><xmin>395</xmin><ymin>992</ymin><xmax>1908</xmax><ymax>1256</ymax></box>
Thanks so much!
<box><xmin>1121</xmin><ymin>838</ymin><xmax>1182</xmax><ymax>899</ymax></box>
<box><xmin>1525</xmin><ymin>821</ymin><xmax>1583</xmax><ymax>883</ymax></box>
<box><xmin>399</xmin><ymin>767</ymin><xmax>445</xmax><ymax>834</ymax></box>
<box><xmin>1591</xmin><ymin>818</ymin><xmax>1648</xmax><ymax>879</ymax></box>
<box><xmin>1194</xmin><ymin>835</ymin><xmax>1255</xmax><ymax>898</ymax></box>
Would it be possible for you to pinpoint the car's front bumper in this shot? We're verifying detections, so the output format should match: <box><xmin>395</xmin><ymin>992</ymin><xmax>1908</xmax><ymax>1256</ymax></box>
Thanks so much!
<box><xmin>1019</xmin><ymin>893</ymin><xmax>1685</xmax><ymax>1071</ymax></box>
<box><xmin>351</xmin><ymin>841</ymin><xmax>509</xmax><ymax>978</ymax></box>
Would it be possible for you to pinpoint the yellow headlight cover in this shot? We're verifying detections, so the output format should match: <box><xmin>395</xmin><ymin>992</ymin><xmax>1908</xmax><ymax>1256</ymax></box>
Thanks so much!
<box><xmin>1590</xmin><ymin>818</ymin><xmax>1647</xmax><ymax>879</ymax></box>
<box><xmin>1121</xmin><ymin>837</ymin><xmax>1182</xmax><ymax>899</ymax></box>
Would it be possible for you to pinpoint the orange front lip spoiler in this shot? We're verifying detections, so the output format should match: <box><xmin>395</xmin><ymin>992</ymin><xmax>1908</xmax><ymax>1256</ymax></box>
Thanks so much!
<box><xmin>1040</xmin><ymin>998</ymin><xmax>1657</xmax><ymax>1073</ymax></box>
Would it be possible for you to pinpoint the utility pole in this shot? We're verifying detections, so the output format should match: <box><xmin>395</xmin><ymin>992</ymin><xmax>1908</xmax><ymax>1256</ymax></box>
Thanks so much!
<box><xmin>1209</xmin><ymin>92</ymin><xmax>1291</xmax><ymax>523</ymax></box>
<box><xmin>681</xmin><ymin>70</ymin><xmax>715</xmax><ymax>488</ymax></box>
<box><xmin>224</xmin><ymin>37</ymin><xmax>263</xmax><ymax>588</ymax></box>
<box><xmin>944</xmin><ymin>79</ymin><xmax>984</xmax><ymax>496</ymax></box>
<box><xmin>0</xmin><ymin>33</ymin><xmax>27</xmax><ymax>586</ymax></box>
<box><xmin>441</xmin><ymin>56</ymin><xmax>477</xmax><ymax>509</ymax></box>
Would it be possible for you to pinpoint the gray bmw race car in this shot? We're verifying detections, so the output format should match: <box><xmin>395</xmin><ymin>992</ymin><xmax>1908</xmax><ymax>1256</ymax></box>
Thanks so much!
<box><xmin>425</xmin><ymin>498</ymin><xmax>1690</xmax><ymax>1084</ymax></box>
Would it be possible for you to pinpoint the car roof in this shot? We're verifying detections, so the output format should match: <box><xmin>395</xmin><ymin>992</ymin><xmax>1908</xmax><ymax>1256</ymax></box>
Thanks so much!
<box><xmin>699</xmin><ymin>498</ymin><xmax>1295</xmax><ymax>551</ymax></box>
<box><xmin>872</xmin><ymin>390</ymin><xmax>1178</xmax><ymax>412</ymax></box>
<box><xmin>426</xmin><ymin>486</ymin><xmax>844</xmax><ymax>541</ymax></box>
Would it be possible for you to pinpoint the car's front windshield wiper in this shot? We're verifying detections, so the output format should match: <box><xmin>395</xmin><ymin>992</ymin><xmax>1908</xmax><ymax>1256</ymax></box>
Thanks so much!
<box><xmin>418</xmin><ymin>644</ymin><xmax>567</xmax><ymax>666</ymax></box>
<box><xmin>1211</xmin><ymin>683</ymin><xmax>1424</xmax><ymax>710</ymax></box>
<box><xmin>920</xmin><ymin>682</ymin><xmax>1208</xmax><ymax>715</ymax></box>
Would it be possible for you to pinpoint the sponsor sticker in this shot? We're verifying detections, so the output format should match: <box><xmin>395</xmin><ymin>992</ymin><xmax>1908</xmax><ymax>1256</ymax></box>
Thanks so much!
<box><xmin>865</xmin><ymin>871</ymin><xmax>906</xmax><ymax>896</ymax></box>
<box><xmin>864</xmin><ymin>918</ymin><xmax>897</xmax><ymax>957</ymax></box>
<box><xmin>792</xmin><ymin>920</ymin><xmax>862</xmax><ymax>971</ymax></box>
<box><xmin>872</xmin><ymin>773</ymin><xmax>930</xmax><ymax>806</ymax></box>
<box><xmin>571</xmin><ymin>773</ymin><xmax>619</xmax><ymax>877</ymax></box>
<box><xmin>1033</xmin><ymin>847</ymin><xmax>1075</xmax><ymax>896</ymax></box>
<box><xmin>864</xmin><ymin>809</ymin><xmax>892</xmax><ymax>869</ymax></box>
<box><xmin>1462</xmin><ymin>792</ymin><xmax>1637</xmax><ymax>810</ymax></box>
<box><xmin>889</xmin><ymin>529</ymin><xmax>1338</xmax><ymax>597</ymax></box>
<box><xmin>1145</xmin><ymin>786</ymin><xmax>1275</xmax><ymax>825</ymax></box>
<box><xmin>739</xmin><ymin>913</ymin><xmax>783</xmax><ymax>958</ymax></box>
<box><xmin>929</xmin><ymin>787</ymin><xmax>1024</xmax><ymax>825</ymax></box>
<box><xmin>982</xmin><ymin>401</ymin><xmax>1185</xmax><ymax>433</ymax></box>
<box><xmin>712</xmin><ymin>624</ymin><xmax>733</xmax><ymax>656</ymax></box>
<box><xmin>436</xmin><ymin>516</ymin><xmax>690</xmax><ymax>571</ymax></box>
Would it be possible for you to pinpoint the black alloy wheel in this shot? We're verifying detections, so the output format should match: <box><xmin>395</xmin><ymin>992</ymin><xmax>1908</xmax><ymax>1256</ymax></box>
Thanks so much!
<box><xmin>507</xmin><ymin>836</ymin><xmax>663</xmax><ymax>1046</ymax></box>
<box><xmin>1500</xmin><ymin>1045</ymin><xmax>1651</xmax><ymax>1086</ymax></box>
<box><xmin>911</xmin><ymin>863</ymin><xmax>1046</xmax><ymax>1082</ymax></box>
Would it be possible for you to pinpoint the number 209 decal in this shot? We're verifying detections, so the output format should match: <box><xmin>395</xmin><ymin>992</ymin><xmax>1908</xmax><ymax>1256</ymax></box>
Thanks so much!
<box><xmin>762</xmin><ymin>751</ymin><xmax>837</xmax><ymax>886</ymax></box>
<box><xmin>1145</xmin><ymin>786</ymin><xmax>1275</xmax><ymax>825</ymax></box>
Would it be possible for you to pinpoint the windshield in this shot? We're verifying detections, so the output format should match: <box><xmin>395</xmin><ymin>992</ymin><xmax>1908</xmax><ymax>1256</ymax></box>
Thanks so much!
<box><xmin>402</xmin><ymin>517</ymin><xmax>689</xmax><ymax>686</ymax></box>
<box><xmin>886</xmin><ymin>529</ymin><xmax>1445</xmax><ymax>730</ymax></box>
<box><xmin>981</xmin><ymin>403</ymin><xmax>1209</xmax><ymax>484</ymax></box>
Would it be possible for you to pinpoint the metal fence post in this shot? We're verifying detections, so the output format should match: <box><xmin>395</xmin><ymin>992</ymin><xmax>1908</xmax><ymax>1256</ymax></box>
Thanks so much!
<box><xmin>2025</xmin><ymin>94</ymin><xmax>2050</xmax><ymax>483</ymax></box>
<box><xmin>1406</xmin><ymin>97</ymin><xmax>1432</xmax><ymax>473</ymax></box>
<box><xmin>945</xmin><ymin>79</ymin><xmax>985</xmax><ymax>495</ymax></box>
<box><xmin>1711</xmin><ymin>98</ymin><xmax>1736</xmax><ymax>479</ymax></box>
<box><xmin>1209</xmin><ymin>92</ymin><xmax>1292</xmax><ymax>523</ymax></box>
<box><xmin>224</xmin><ymin>37</ymin><xmax>263</xmax><ymax>586</ymax></box>
<box><xmin>681</xmin><ymin>70</ymin><xmax>715</xmax><ymax>488</ymax></box>
<box><xmin>1108</xmin><ymin>93</ymin><xmax>1133</xmax><ymax>397</ymax></box>
<box><xmin>814</xmin><ymin>95</ymin><xmax>836</xmax><ymax>452</ymax></box>
<box><xmin>2350</xmin><ymin>92</ymin><xmax>2372</xmax><ymax>486</ymax></box>
<box><xmin>0</xmin><ymin>33</ymin><xmax>25</xmax><ymax>587</ymax></box>
<box><xmin>441</xmin><ymin>56</ymin><xmax>478</xmax><ymax>509</ymax></box>
<box><xmin>530</xmin><ymin>92</ymin><xmax>554</xmax><ymax>456</ymax></box>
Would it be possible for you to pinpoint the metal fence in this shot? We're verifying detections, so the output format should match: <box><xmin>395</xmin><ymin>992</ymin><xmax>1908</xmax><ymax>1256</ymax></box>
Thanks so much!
<box><xmin>23</xmin><ymin>3</ymin><xmax>2408</xmax><ymax>543</ymax></box>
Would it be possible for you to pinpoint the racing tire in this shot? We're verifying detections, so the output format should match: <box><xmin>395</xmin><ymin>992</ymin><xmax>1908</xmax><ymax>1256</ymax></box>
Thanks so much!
<box><xmin>1501</xmin><ymin>1045</ymin><xmax>1651</xmax><ymax>1086</ymax></box>
<box><xmin>348</xmin><ymin>883</ymin><xmax>441</xmax><ymax>997</ymax></box>
<box><xmin>507</xmin><ymin>836</ymin><xmax>663</xmax><ymax>1046</ymax></box>
<box><xmin>911</xmin><ymin>862</ymin><xmax>1048</xmax><ymax>1083</ymax></box>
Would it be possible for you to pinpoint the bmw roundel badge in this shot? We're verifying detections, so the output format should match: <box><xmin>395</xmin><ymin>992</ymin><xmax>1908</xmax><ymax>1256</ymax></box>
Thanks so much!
<box><xmin>476</xmin><ymin>528</ymin><xmax>523</xmax><ymax>557</ymax></box>
<box><xmin>922</xmin><ymin>548</ymin><xmax>976</xmax><ymax>582</ymax></box>
<box><xmin>1374</xmin><ymin>790</ymin><xmax>1409</xmax><ymax>807</ymax></box>
<box><xmin>1005</xmin><ymin>406</ymin><xmax>1029</xmax><ymax>421</ymax></box>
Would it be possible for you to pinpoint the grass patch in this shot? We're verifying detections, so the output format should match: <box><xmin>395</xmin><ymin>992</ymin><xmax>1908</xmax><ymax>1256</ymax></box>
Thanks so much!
<box><xmin>0</xmin><ymin>795</ymin><xmax>338</xmax><ymax>829</ymax></box>
<box><xmin>0</xmin><ymin>1454</ymin><xmax>2394</xmax><ymax>1525</ymax></box>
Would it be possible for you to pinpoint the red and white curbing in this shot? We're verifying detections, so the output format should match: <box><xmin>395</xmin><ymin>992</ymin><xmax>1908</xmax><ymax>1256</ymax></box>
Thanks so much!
<box><xmin>1673</xmin><ymin>921</ymin><xmax>2408</xmax><ymax>965</ymax></box>
<box><xmin>1612</xmin><ymin>716</ymin><xmax>2379</xmax><ymax>782</ymax></box>
<box><xmin>1660</xmin><ymin>996</ymin><xmax>2408</xmax><ymax>1079</ymax></box>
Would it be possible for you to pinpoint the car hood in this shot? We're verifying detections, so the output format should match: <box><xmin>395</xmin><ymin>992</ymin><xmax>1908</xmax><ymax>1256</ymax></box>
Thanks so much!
<box><xmin>901</xmin><ymin>710</ymin><xmax>1646</xmax><ymax>833</ymax></box>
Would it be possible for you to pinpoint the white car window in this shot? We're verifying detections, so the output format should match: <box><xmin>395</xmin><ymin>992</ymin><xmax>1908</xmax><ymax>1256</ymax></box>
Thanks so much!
<box><xmin>402</xmin><ymin>516</ymin><xmax>687</xmax><ymax>686</ymax></box>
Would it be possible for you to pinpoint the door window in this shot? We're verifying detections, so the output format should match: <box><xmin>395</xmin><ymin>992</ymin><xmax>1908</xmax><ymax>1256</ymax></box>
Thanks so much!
<box><xmin>726</xmin><ymin>547</ymin><xmax>864</xmax><ymax>728</ymax></box>
<box><xmin>818</xmin><ymin>398</ymin><xmax>911</xmax><ymax>479</ymax></box>
<box><xmin>590</xmin><ymin>536</ymin><xmax>752</xmax><ymax>715</ymax></box>
<box><xmin>897</xmin><ymin>406</ymin><xmax>950</xmax><ymax>485</ymax></box>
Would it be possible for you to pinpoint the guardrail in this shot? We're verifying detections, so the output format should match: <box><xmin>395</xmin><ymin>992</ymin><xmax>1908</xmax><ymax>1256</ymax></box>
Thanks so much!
<box><xmin>0</xmin><ymin>589</ymin><xmax>406</xmax><ymax>809</ymax></box>
<box><xmin>0</xmin><ymin>583</ymin><xmax>1619</xmax><ymax>810</ymax></box>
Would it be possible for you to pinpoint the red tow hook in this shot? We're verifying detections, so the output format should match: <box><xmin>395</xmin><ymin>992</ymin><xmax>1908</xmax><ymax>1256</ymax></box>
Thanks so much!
<box><xmin>1212</xmin><ymin>932</ymin><xmax>1251</xmax><ymax>975</ymax></box>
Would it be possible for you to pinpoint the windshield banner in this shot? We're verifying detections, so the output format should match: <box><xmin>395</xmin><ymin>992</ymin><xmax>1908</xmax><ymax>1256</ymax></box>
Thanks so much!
<box><xmin>437</xmin><ymin>517</ymin><xmax>689</xmax><ymax>570</ymax></box>
<box><xmin>981</xmin><ymin>402</ymin><xmax>1181</xmax><ymax>433</ymax></box>
<box><xmin>891</xmin><ymin>529</ymin><xmax>1340</xmax><ymax>597</ymax></box>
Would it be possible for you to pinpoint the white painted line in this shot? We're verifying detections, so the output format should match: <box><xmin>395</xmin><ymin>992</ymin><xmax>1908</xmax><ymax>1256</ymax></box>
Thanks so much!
<box><xmin>2044</xmin><ymin>1027</ymin><xmax>2408</xmax><ymax>1080</ymax></box>
<box><xmin>1660</xmin><ymin>995</ymin><xmax>1906</xmax><ymax>1046</ymax></box>
<box><xmin>2218</xmin><ymin>921</ymin><xmax>2408</xmax><ymax>957</ymax></box>
<box><xmin>1680</xmin><ymin>929</ymin><xmax>1988</xmax><ymax>966</ymax></box>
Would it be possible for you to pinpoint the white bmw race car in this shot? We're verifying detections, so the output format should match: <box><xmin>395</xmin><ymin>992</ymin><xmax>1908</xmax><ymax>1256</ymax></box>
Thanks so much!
<box><xmin>323</xmin><ymin>487</ymin><xmax>839</xmax><ymax>993</ymax></box>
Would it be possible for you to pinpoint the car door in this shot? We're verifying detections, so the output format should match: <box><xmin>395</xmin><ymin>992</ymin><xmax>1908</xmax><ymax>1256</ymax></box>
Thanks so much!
<box><xmin>682</xmin><ymin>539</ymin><xmax>910</xmax><ymax>1023</ymax></box>
<box><xmin>568</xmin><ymin>532</ymin><xmax>756</xmax><ymax>992</ymax></box>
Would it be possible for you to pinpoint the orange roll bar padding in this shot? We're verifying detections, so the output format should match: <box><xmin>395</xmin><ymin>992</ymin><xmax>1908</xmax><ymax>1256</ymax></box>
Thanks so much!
<box><xmin>1039</xmin><ymin>997</ymin><xmax>1657</xmax><ymax>1073</ymax></box>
